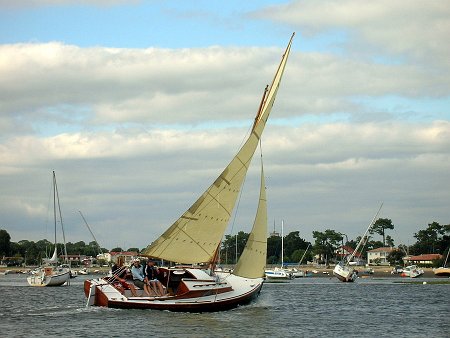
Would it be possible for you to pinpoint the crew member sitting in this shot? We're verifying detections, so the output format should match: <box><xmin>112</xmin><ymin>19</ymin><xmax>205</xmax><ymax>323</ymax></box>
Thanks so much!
<box><xmin>111</xmin><ymin>257</ymin><xmax>137</xmax><ymax>297</ymax></box>
<box><xmin>144</xmin><ymin>259</ymin><xmax>166</xmax><ymax>296</ymax></box>
<box><xmin>131</xmin><ymin>259</ymin><xmax>151</xmax><ymax>296</ymax></box>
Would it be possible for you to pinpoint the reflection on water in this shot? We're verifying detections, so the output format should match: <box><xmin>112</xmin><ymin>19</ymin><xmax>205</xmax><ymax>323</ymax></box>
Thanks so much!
<box><xmin>1</xmin><ymin>274</ymin><xmax>449</xmax><ymax>337</ymax></box>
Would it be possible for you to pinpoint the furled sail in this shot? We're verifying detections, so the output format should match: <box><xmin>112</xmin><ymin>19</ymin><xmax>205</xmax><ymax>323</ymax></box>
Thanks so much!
<box><xmin>233</xmin><ymin>156</ymin><xmax>267</xmax><ymax>278</ymax></box>
<box><xmin>143</xmin><ymin>33</ymin><xmax>294</xmax><ymax>264</ymax></box>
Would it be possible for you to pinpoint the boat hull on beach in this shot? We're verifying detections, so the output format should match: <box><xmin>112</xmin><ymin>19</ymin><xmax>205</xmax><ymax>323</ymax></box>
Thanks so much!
<box><xmin>433</xmin><ymin>267</ymin><xmax>450</xmax><ymax>277</ymax></box>
<box><xmin>84</xmin><ymin>269</ymin><xmax>263</xmax><ymax>312</ymax></box>
<box><xmin>333</xmin><ymin>263</ymin><xmax>356</xmax><ymax>282</ymax></box>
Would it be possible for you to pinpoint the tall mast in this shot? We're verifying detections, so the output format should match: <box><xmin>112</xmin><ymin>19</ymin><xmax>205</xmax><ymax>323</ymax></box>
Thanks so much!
<box><xmin>347</xmin><ymin>202</ymin><xmax>383</xmax><ymax>264</ymax></box>
<box><xmin>281</xmin><ymin>220</ymin><xmax>284</xmax><ymax>268</ymax></box>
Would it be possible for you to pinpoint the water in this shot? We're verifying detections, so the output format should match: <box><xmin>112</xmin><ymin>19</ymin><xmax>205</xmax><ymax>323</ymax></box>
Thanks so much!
<box><xmin>1</xmin><ymin>274</ymin><xmax>449</xmax><ymax>337</ymax></box>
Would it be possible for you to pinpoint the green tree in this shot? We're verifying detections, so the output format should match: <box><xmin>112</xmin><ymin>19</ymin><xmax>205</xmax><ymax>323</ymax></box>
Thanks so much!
<box><xmin>127</xmin><ymin>247</ymin><xmax>140</xmax><ymax>253</ymax></box>
<box><xmin>0</xmin><ymin>229</ymin><xmax>11</xmax><ymax>256</ymax></box>
<box><xmin>312</xmin><ymin>229</ymin><xmax>342</xmax><ymax>264</ymax></box>
<box><xmin>370</xmin><ymin>218</ymin><xmax>394</xmax><ymax>246</ymax></box>
<box><xmin>110</xmin><ymin>247</ymin><xmax>123</xmax><ymax>252</ymax></box>
<box><xmin>387</xmin><ymin>249</ymin><xmax>405</xmax><ymax>266</ymax></box>
<box><xmin>385</xmin><ymin>235</ymin><xmax>395</xmax><ymax>247</ymax></box>
<box><xmin>266</xmin><ymin>235</ymin><xmax>281</xmax><ymax>264</ymax></box>
<box><xmin>283</xmin><ymin>231</ymin><xmax>309</xmax><ymax>262</ymax></box>
<box><xmin>220</xmin><ymin>231</ymin><xmax>249</xmax><ymax>264</ymax></box>
<box><xmin>410</xmin><ymin>222</ymin><xmax>450</xmax><ymax>255</ymax></box>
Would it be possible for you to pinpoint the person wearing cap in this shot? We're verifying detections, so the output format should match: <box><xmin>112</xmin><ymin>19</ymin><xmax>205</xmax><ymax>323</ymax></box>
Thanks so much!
<box><xmin>144</xmin><ymin>259</ymin><xmax>166</xmax><ymax>296</ymax></box>
<box><xmin>131</xmin><ymin>259</ymin><xmax>151</xmax><ymax>296</ymax></box>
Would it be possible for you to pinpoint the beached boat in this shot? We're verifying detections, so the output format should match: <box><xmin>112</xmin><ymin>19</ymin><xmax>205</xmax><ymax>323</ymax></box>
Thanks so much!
<box><xmin>27</xmin><ymin>172</ymin><xmax>71</xmax><ymax>287</ymax></box>
<box><xmin>333</xmin><ymin>203</ymin><xmax>383</xmax><ymax>282</ymax></box>
<box><xmin>433</xmin><ymin>249</ymin><xmax>450</xmax><ymax>277</ymax></box>
<box><xmin>84</xmin><ymin>34</ymin><xmax>295</xmax><ymax>312</ymax></box>
<box><xmin>400</xmin><ymin>265</ymin><xmax>424</xmax><ymax>278</ymax></box>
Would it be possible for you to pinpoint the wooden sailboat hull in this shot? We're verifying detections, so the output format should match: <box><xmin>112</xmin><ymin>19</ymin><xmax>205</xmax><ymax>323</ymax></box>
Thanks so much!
<box><xmin>84</xmin><ymin>269</ymin><xmax>263</xmax><ymax>312</ymax></box>
<box><xmin>433</xmin><ymin>267</ymin><xmax>450</xmax><ymax>277</ymax></box>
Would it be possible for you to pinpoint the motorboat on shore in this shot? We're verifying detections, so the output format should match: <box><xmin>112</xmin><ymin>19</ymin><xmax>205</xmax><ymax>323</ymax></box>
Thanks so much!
<box><xmin>400</xmin><ymin>265</ymin><xmax>424</xmax><ymax>278</ymax></box>
<box><xmin>84</xmin><ymin>34</ymin><xmax>295</xmax><ymax>312</ymax></box>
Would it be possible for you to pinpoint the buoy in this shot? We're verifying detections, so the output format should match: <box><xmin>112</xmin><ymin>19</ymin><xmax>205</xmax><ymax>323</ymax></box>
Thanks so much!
<box><xmin>422</xmin><ymin>282</ymin><xmax>427</xmax><ymax>285</ymax></box>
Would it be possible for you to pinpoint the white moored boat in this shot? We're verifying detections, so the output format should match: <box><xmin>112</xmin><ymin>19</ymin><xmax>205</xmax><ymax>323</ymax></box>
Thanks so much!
<box><xmin>400</xmin><ymin>265</ymin><xmax>424</xmax><ymax>278</ymax></box>
<box><xmin>27</xmin><ymin>171</ymin><xmax>71</xmax><ymax>287</ymax></box>
<box><xmin>84</xmin><ymin>34</ymin><xmax>295</xmax><ymax>312</ymax></box>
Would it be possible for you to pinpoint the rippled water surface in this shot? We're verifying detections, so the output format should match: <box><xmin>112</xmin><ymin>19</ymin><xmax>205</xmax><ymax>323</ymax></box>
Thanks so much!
<box><xmin>1</xmin><ymin>274</ymin><xmax>449</xmax><ymax>337</ymax></box>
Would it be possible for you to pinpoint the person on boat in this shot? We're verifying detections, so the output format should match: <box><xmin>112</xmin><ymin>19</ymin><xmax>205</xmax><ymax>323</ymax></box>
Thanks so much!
<box><xmin>144</xmin><ymin>259</ymin><xmax>166</xmax><ymax>296</ymax></box>
<box><xmin>111</xmin><ymin>257</ymin><xmax>137</xmax><ymax>297</ymax></box>
<box><xmin>131</xmin><ymin>259</ymin><xmax>151</xmax><ymax>296</ymax></box>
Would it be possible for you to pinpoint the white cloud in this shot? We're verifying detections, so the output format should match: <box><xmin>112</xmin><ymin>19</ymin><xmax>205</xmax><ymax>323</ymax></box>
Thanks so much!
<box><xmin>255</xmin><ymin>0</ymin><xmax>450</xmax><ymax>69</ymax></box>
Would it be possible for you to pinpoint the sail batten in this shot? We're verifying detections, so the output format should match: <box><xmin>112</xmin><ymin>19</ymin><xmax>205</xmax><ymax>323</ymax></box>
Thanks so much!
<box><xmin>142</xmin><ymin>34</ymin><xmax>294</xmax><ymax>264</ymax></box>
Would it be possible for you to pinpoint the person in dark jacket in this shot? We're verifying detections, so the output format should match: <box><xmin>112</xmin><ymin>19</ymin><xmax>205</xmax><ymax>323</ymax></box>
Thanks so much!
<box><xmin>144</xmin><ymin>260</ymin><xmax>165</xmax><ymax>296</ymax></box>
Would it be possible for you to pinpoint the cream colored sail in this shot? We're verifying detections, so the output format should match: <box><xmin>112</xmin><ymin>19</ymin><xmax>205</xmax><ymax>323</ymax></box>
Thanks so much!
<box><xmin>233</xmin><ymin>157</ymin><xmax>267</xmax><ymax>278</ymax></box>
<box><xmin>143</xmin><ymin>33</ymin><xmax>294</xmax><ymax>264</ymax></box>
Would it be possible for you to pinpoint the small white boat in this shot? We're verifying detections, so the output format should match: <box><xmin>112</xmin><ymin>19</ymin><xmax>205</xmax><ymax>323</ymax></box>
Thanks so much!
<box><xmin>400</xmin><ymin>265</ymin><xmax>424</xmax><ymax>278</ymax></box>
<box><xmin>333</xmin><ymin>203</ymin><xmax>383</xmax><ymax>282</ymax></box>
<box><xmin>265</xmin><ymin>267</ymin><xmax>293</xmax><ymax>282</ymax></box>
<box><xmin>27</xmin><ymin>171</ymin><xmax>71</xmax><ymax>287</ymax></box>
<box><xmin>78</xmin><ymin>268</ymin><xmax>88</xmax><ymax>275</ymax></box>
<box><xmin>265</xmin><ymin>221</ymin><xmax>293</xmax><ymax>282</ymax></box>
<box><xmin>27</xmin><ymin>265</ymin><xmax>71</xmax><ymax>286</ymax></box>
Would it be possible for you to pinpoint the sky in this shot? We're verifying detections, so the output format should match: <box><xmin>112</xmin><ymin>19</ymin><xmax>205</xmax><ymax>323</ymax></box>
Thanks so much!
<box><xmin>0</xmin><ymin>0</ymin><xmax>449</xmax><ymax>251</ymax></box>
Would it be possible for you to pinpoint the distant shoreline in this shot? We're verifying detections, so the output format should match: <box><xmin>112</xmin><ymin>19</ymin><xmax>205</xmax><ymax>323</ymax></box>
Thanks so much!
<box><xmin>1</xmin><ymin>265</ymin><xmax>446</xmax><ymax>279</ymax></box>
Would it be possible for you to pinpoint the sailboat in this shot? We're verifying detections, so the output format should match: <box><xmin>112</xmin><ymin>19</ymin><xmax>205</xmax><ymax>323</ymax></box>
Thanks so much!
<box><xmin>27</xmin><ymin>171</ymin><xmax>71</xmax><ymax>287</ymax></box>
<box><xmin>84</xmin><ymin>34</ymin><xmax>295</xmax><ymax>311</ymax></box>
<box><xmin>333</xmin><ymin>203</ymin><xmax>383</xmax><ymax>282</ymax></box>
<box><xmin>433</xmin><ymin>248</ymin><xmax>450</xmax><ymax>277</ymax></box>
<box><xmin>265</xmin><ymin>220</ymin><xmax>293</xmax><ymax>282</ymax></box>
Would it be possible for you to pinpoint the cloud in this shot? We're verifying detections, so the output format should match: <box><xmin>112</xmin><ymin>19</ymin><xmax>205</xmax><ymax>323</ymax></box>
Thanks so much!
<box><xmin>254</xmin><ymin>0</ymin><xmax>450</xmax><ymax>69</ymax></box>
<box><xmin>1</xmin><ymin>42</ymin><xmax>447</xmax><ymax>142</ymax></box>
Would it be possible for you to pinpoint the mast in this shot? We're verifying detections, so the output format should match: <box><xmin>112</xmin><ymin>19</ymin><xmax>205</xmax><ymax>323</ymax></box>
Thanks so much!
<box><xmin>54</xmin><ymin>171</ymin><xmax>69</xmax><ymax>266</ymax></box>
<box><xmin>347</xmin><ymin>202</ymin><xmax>384</xmax><ymax>264</ymax></box>
<box><xmin>281</xmin><ymin>220</ymin><xmax>284</xmax><ymax>268</ymax></box>
<box><xmin>143</xmin><ymin>33</ymin><xmax>295</xmax><ymax>264</ymax></box>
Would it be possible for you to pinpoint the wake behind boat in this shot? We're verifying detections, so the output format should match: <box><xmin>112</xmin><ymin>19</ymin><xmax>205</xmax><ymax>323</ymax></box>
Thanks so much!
<box><xmin>84</xmin><ymin>34</ymin><xmax>295</xmax><ymax>312</ymax></box>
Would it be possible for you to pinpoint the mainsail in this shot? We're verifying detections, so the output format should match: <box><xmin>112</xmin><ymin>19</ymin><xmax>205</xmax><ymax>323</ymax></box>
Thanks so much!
<box><xmin>143</xmin><ymin>33</ymin><xmax>294</xmax><ymax>264</ymax></box>
<box><xmin>233</xmin><ymin>156</ymin><xmax>267</xmax><ymax>278</ymax></box>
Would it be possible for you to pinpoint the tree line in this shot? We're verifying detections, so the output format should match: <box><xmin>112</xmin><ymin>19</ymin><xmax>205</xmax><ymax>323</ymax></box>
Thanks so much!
<box><xmin>1</xmin><ymin>220</ymin><xmax>449</xmax><ymax>267</ymax></box>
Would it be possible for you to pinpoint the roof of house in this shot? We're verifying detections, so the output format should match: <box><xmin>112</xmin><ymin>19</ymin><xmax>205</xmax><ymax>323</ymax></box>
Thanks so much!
<box><xmin>408</xmin><ymin>254</ymin><xmax>442</xmax><ymax>261</ymax></box>
<box><xmin>336</xmin><ymin>246</ymin><xmax>362</xmax><ymax>257</ymax></box>
<box><xmin>367</xmin><ymin>247</ymin><xmax>394</xmax><ymax>253</ymax></box>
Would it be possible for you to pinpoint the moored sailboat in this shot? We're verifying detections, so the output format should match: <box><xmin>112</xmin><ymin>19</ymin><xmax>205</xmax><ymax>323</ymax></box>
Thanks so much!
<box><xmin>84</xmin><ymin>34</ymin><xmax>295</xmax><ymax>311</ymax></box>
<box><xmin>27</xmin><ymin>171</ymin><xmax>71</xmax><ymax>287</ymax></box>
<box><xmin>333</xmin><ymin>203</ymin><xmax>383</xmax><ymax>282</ymax></box>
<box><xmin>265</xmin><ymin>220</ymin><xmax>293</xmax><ymax>282</ymax></box>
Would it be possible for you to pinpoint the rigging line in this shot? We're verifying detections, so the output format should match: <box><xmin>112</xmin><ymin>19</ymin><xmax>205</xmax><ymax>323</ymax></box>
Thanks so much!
<box><xmin>54</xmin><ymin>171</ymin><xmax>69</xmax><ymax>266</ymax></box>
<box><xmin>79</xmin><ymin>211</ymin><xmax>103</xmax><ymax>255</ymax></box>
